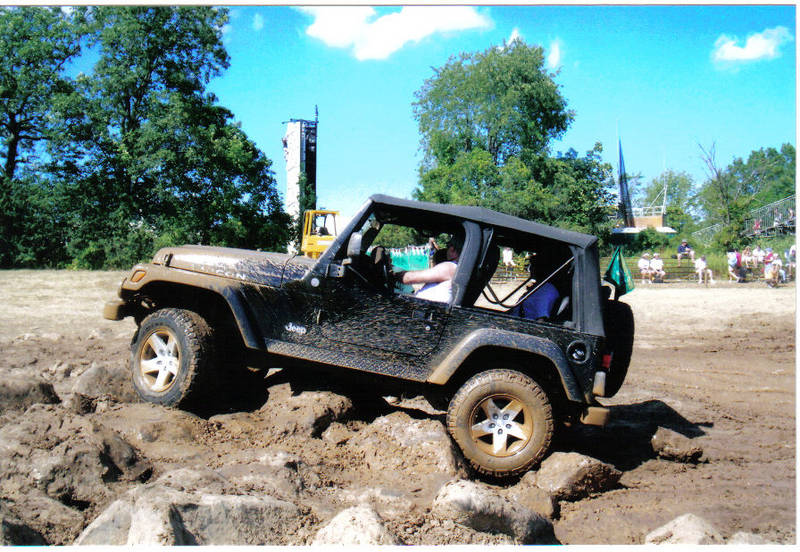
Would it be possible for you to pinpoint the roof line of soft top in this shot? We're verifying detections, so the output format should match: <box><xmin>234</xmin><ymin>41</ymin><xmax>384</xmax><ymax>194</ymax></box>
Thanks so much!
<box><xmin>368</xmin><ymin>194</ymin><xmax>597</xmax><ymax>249</ymax></box>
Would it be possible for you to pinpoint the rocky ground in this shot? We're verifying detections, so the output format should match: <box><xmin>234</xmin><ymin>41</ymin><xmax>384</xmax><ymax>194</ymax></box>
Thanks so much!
<box><xmin>0</xmin><ymin>270</ymin><xmax>795</xmax><ymax>544</ymax></box>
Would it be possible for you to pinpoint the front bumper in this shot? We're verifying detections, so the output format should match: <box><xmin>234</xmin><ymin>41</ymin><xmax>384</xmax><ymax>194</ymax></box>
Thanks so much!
<box><xmin>103</xmin><ymin>299</ymin><xmax>130</xmax><ymax>321</ymax></box>
<box><xmin>579</xmin><ymin>405</ymin><xmax>610</xmax><ymax>426</ymax></box>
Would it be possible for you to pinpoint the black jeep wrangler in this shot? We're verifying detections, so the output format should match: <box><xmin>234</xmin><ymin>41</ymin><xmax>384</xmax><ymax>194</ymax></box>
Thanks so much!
<box><xmin>104</xmin><ymin>195</ymin><xmax>633</xmax><ymax>477</ymax></box>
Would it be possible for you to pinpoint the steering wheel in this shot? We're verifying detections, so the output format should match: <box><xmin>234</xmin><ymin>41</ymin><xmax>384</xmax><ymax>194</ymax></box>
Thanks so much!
<box><xmin>370</xmin><ymin>246</ymin><xmax>392</xmax><ymax>289</ymax></box>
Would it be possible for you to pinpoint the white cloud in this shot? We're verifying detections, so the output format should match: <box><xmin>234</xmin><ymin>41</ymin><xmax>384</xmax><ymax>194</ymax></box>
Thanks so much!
<box><xmin>300</xmin><ymin>6</ymin><xmax>491</xmax><ymax>61</ymax></box>
<box><xmin>508</xmin><ymin>28</ymin><xmax>522</xmax><ymax>44</ymax></box>
<box><xmin>712</xmin><ymin>26</ymin><xmax>793</xmax><ymax>63</ymax></box>
<box><xmin>253</xmin><ymin>13</ymin><xmax>264</xmax><ymax>32</ymax></box>
<box><xmin>547</xmin><ymin>40</ymin><xmax>561</xmax><ymax>69</ymax></box>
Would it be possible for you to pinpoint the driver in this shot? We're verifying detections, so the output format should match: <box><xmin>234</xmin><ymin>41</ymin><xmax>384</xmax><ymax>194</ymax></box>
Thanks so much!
<box><xmin>394</xmin><ymin>234</ymin><xmax>463</xmax><ymax>303</ymax></box>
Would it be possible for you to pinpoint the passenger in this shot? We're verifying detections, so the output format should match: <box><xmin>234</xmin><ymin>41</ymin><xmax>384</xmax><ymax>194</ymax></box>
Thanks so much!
<box><xmin>394</xmin><ymin>234</ymin><xmax>463</xmax><ymax>303</ymax></box>
<box><xmin>508</xmin><ymin>254</ymin><xmax>561</xmax><ymax>320</ymax></box>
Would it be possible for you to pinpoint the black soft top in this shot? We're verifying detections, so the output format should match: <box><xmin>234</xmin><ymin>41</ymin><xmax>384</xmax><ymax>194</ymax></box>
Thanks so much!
<box><xmin>369</xmin><ymin>194</ymin><xmax>597</xmax><ymax>249</ymax></box>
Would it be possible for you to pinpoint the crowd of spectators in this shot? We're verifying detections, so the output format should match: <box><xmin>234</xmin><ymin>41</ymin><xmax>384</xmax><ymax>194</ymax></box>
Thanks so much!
<box><xmin>636</xmin><ymin>240</ymin><xmax>796</xmax><ymax>287</ymax></box>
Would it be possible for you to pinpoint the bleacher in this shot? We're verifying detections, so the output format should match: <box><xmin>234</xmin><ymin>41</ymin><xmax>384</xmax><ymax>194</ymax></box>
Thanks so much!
<box><xmin>600</xmin><ymin>256</ymin><xmax>699</xmax><ymax>282</ymax></box>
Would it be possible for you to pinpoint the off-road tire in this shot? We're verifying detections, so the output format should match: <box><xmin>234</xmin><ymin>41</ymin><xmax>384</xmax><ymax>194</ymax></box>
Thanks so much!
<box><xmin>602</xmin><ymin>300</ymin><xmax>634</xmax><ymax>397</ymax></box>
<box><xmin>447</xmin><ymin>369</ymin><xmax>554</xmax><ymax>477</ymax></box>
<box><xmin>130</xmin><ymin>308</ymin><xmax>215</xmax><ymax>407</ymax></box>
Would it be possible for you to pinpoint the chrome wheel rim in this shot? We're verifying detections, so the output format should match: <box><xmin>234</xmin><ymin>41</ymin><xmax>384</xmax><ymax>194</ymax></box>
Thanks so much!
<box><xmin>469</xmin><ymin>394</ymin><xmax>533</xmax><ymax>457</ymax></box>
<box><xmin>138</xmin><ymin>328</ymin><xmax>180</xmax><ymax>393</ymax></box>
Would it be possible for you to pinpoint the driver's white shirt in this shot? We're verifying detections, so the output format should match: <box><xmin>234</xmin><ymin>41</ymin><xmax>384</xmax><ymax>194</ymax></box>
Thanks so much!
<box><xmin>413</xmin><ymin>260</ymin><xmax>457</xmax><ymax>303</ymax></box>
<box><xmin>650</xmin><ymin>258</ymin><xmax>664</xmax><ymax>270</ymax></box>
<box><xmin>415</xmin><ymin>279</ymin><xmax>452</xmax><ymax>303</ymax></box>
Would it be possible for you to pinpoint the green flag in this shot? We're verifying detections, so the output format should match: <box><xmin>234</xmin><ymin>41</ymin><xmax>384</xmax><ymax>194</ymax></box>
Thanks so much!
<box><xmin>604</xmin><ymin>246</ymin><xmax>634</xmax><ymax>297</ymax></box>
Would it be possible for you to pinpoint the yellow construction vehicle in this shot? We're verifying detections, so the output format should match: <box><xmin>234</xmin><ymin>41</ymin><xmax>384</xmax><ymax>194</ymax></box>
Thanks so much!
<box><xmin>301</xmin><ymin>210</ymin><xmax>339</xmax><ymax>258</ymax></box>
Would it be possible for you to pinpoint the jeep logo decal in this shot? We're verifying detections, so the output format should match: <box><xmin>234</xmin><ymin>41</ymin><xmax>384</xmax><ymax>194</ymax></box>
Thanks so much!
<box><xmin>285</xmin><ymin>322</ymin><xmax>307</xmax><ymax>335</ymax></box>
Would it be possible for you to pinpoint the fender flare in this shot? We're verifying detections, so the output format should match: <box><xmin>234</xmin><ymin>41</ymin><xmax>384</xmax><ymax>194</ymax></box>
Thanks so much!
<box><xmin>427</xmin><ymin>328</ymin><xmax>584</xmax><ymax>402</ymax></box>
<box><xmin>118</xmin><ymin>264</ymin><xmax>265</xmax><ymax>350</ymax></box>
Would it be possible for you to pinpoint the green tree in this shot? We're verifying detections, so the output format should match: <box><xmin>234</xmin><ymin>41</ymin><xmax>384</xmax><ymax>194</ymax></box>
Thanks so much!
<box><xmin>0</xmin><ymin>7</ymin><xmax>86</xmax><ymax>267</ymax></box>
<box><xmin>414</xmin><ymin>39</ymin><xmax>572</xmax><ymax>170</ymax></box>
<box><xmin>412</xmin><ymin>39</ymin><xmax>614</xmax><ymax>236</ymax></box>
<box><xmin>0</xmin><ymin>7</ymin><xmax>85</xmax><ymax>180</ymax></box>
<box><xmin>725</xmin><ymin>143</ymin><xmax>795</xmax><ymax>207</ymax></box>
<box><xmin>52</xmin><ymin>6</ymin><xmax>290</xmax><ymax>268</ymax></box>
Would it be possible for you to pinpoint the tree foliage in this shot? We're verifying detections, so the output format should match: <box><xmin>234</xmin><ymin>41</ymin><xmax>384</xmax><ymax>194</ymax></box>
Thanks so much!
<box><xmin>0</xmin><ymin>6</ymin><xmax>292</xmax><ymax>269</ymax></box>
<box><xmin>413</xmin><ymin>39</ymin><xmax>614</xmax><ymax>238</ymax></box>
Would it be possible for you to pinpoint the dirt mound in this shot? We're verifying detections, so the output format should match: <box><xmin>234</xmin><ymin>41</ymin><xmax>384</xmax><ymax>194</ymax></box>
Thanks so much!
<box><xmin>0</xmin><ymin>271</ymin><xmax>795</xmax><ymax>544</ymax></box>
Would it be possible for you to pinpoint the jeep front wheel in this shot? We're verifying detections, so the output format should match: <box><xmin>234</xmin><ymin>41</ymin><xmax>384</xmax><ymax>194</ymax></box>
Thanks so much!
<box><xmin>131</xmin><ymin>308</ymin><xmax>214</xmax><ymax>407</ymax></box>
<box><xmin>447</xmin><ymin>369</ymin><xmax>554</xmax><ymax>477</ymax></box>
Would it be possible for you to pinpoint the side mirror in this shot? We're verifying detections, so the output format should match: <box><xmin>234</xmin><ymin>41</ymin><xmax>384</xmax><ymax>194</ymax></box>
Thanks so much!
<box><xmin>346</xmin><ymin>232</ymin><xmax>363</xmax><ymax>258</ymax></box>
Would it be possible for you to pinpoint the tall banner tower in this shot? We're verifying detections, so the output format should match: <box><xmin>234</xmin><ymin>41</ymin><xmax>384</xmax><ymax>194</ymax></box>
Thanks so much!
<box><xmin>282</xmin><ymin>108</ymin><xmax>318</xmax><ymax>222</ymax></box>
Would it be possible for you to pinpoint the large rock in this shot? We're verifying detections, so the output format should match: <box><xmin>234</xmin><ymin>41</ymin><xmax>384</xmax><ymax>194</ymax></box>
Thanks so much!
<box><xmin>727</xmin><ymin>531</ymin><xmax>776</xmax><ymax>544</ymax></box>
<box><xmin>431</xmin><ymin>480</ymin><xmax>554</xmax><ymax>544</ymax></box>
<box><xmin>505</xmin><ymin>471</ymin><xmax>559</xmax><ymax>519</ymax></box>
<box><xmin>74</xmin><ymin>498</ymin><xmax>132</xmax><ymax>545</ymax></box>
<box><xmin>153</xmin><ymin>467</ymin><xmax>235</xmax><ymax>495</ymax></box>
<box><xmin>76</xmin><ymin>485</ymin><xmax>302</xmax><ymax>545</ymax></box>
<box><xmin>338</xmin><ymin>487</ymin><xmax>416</xmax><ymax>520</ymax></box>
<box><xmin>532</xmin><ymin>452</ymin><xmax>621</xmax><ymax>501</ymax></box>
<box><xmin>349</xmin><ymin>411</ymin><xmax>460</xmax><ymax>477</ymax></box>
<box><xmin>94</xmin><ymin>403</ymin><xmax>210</xmax><ymax>462</ymax></box>
<box><xmin>259</xmin><ymin>383</ymin><xmax>354</xmax><ymax>438</ymax></box>
<box><xmin>651</xmin><ymin>427</ymin><xmax>704</xmax><ymax>463</ymax></box>
<box><xmin>0</xmin><ymin>503</ymin><xmax>46</xmax><ymax>545</ymax></box>
<box><xmin>0</xmin><ymin>377</ymin><xmax>59</xmax><ymax>415</ymax></box>
<box><xmin>86</xmin><ymin>423</ymin><xmax>152</xmax><ymax>483</ymax></box>
<box><xmin>209</xmin><ymin>383</ymin><xmax>354</xmax><ymax>442</ymax></box>
<box><xmin>645</xmin><ymin>513</ymin><xmax>723</xmax><ymax>544</ymax></box>
<box><xmin>312</xmin><ymin>505</ymin><xmax>398</xmax><ymax>545</ymax></box>
<box><xmin>3</xmin><ymin>491</ymin><xmax>85</xmax><ymax>545</ymax></box>
<box><xmin>71</xmin><ymin>362</ymin><xmax>138</xmax><ymax>403</ymax></box>
<box><xmin>29</xmin><ymin>440</ymin><xmax>111</xmax><ymax>505</ymax></box>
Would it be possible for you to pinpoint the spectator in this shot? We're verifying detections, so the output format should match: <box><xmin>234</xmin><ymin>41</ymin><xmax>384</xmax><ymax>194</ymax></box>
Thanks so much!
<box><xmin>742</xmin><ymin>246</ymin><xmax>756</xmax><ymax>269</ymax></box>
<box><xmin>502</xmin><ymin>247</ymin><xmax>516</xmax><ymax>268</ymax></box>
<box><xmin>727</xmin><ymin>250</ymin><xmax>743</xmax><ymax>282</ymax></box>
<box><xmin>694</xmin><ymin>255</ymin><xmax>714</xmax><ymax>284</ymax></box>
<box><xmin>650</xmin><ymin>253</ymin><xmax>666</xmax><ymax>282</ymax></box>
<box><xmin>676</xmin><ymin>239</ymin><xmax>695</xmax><ymax>265</ymax></box>
<box><xmin>763</xmin><ymin>247</ymin><xmax>776</xmax><ymax>272</ymax></box>
<box><xmin>786</xmin><ymin>245</ymin><xmax>796</xmax><ymax>280</ymax></box>
<box><xmin>754</xmin><ymin>244</ymin><xmax>766</xmax><ymax>265</ymax></box>
<box><xmin>765</xmin><ymin>250</ymin><xmax>782</xmax><ymax>287</ymax></box>
<box><xmin>753</xmin><ymin>219</ymin><xmax>762</xmax><ymax>234</ymax></box>
<box><xmin>637</xmin><ymin>252</ymin><xmax>653</xmax><ymax>283</ymax></box>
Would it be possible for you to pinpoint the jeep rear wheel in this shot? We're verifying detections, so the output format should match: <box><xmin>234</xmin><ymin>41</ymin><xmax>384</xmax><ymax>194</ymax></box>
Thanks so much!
<box><xmin>131</xmin><ymin>308</ymin><xmax>214</xmax><ymax>407</ymax></box>
<box><xmin>447</xmin><ymin>369</ymin><xmax>554</xmax><ymax>477</ymax></box>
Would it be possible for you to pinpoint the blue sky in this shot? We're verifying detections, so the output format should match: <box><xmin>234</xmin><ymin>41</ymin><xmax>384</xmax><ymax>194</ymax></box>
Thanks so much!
<box><xmin>207</xmin><ymin>5</ymin><xmax>796</xmax><ymax>221</ymax></box>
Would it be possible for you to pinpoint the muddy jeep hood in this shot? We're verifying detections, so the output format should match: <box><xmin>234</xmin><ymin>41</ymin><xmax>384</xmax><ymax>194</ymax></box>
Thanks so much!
<box><xmin>152</xmin><ymin>245</ymin><xmax>316</xmax><ymax>286</ymax></box>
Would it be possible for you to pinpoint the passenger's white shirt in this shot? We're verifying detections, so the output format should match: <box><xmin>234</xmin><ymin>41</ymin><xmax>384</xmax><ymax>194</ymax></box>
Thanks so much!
<box><xmin>638</xmin><ymin>258</ymin><xmax>650</xmax><ymax>270</ymax></box>
<box><xmin>650</xmin><ymin>258</ymin><xmax>664</xmax><ymax>271</ymax></box>
<box><xmin>695</xmin><ymin>258</ymin><xmax>707</xmax><ymax>270</ymax></box>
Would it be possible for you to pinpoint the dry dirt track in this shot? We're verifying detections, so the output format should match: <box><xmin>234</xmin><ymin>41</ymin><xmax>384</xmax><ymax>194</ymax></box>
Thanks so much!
<box><xmin>0</xmin><ymin>270</ymin><xmax>796</xmax><ymax>544</ymax></box>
